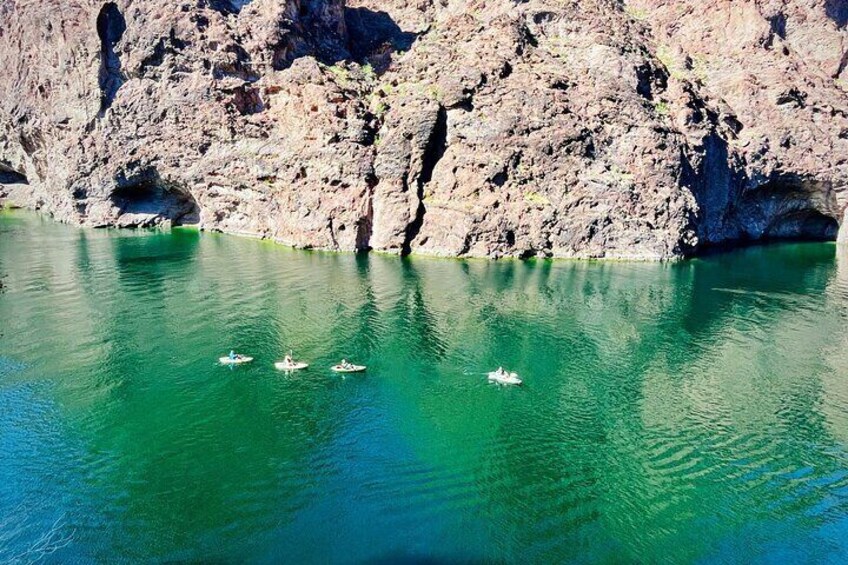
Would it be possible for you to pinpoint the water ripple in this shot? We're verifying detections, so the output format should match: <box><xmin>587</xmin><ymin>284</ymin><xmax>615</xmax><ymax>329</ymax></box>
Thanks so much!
<box><xmin>1</xmin><ymin>214</ymin><xmax>848</xmax><ymax>562</ymax></box>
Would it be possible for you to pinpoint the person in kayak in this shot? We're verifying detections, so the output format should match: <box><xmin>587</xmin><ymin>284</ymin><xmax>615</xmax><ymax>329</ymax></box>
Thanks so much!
<box><xmin>229</xmin><ymin>350</ymin><xmax>237</xmax><ymax>361</ymax></box>
<box><xmin>340</xmin><ymin>359</ymin><xmax>351</xmax><ymax>370</ymax></box>
<box><xmin>284</xmin><ymin>353</ymin><xmax>294</xmax><ymax>366</ymax></box>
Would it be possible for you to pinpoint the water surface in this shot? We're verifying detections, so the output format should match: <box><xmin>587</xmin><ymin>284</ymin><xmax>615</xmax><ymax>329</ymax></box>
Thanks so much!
<box><xmin>2</xmin><ymin>209</ymin><xmax>848</xmax><ymax>563</ymax></box>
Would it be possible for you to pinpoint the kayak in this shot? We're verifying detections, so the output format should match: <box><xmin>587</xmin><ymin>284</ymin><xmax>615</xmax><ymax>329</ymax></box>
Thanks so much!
<box><xmin>220</xmin><ymin>356</ymin><xmax>254</xmax><ymax>365</ymax></box>
<box><xmin>331</xmin><ymin>364</ymin><xmax>366</xmax><ymax>373</ymax></box>
<box><xmin>275</xmin><ymin>361</ymin><xmax>309</xmax><ymax>371</ymax></box>
<box><xmin>488</xmin><ymin>371</ymin><xmax>522</xmax><ymax>386</ymax></box>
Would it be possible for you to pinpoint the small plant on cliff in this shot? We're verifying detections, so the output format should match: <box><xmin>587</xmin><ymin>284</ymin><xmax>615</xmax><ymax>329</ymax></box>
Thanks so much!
<box><xmin>374</xmin><ymin>101</ymin><xmax>389</xmax><ymax>117</ymax></box>
<box><xmin>425</xmin><ymin>83</ymin><xmax>443</xmax><ymax>102</ymax></box>
<box><xmin>524</xmin><ymin>191</ymin><xmax>551</xmax><ymax>207</ymax></box>
<box><xmin>609</xmin><ymin>166</ymin><xmax>635</xmax><ymax>187</ymax></box>
<box><xmin>654</xmin><ymin>101</ymin><xmax>669</xmax><ymax>115</ymax></box>
<box><xmin>377</xmin><ymin>82</ymin><xmax>395</xmax><ymax>97</ymax></box>
<box><xmin>624</xmin><ymin>5</ymin><xmax>648</xmax><ymax>20</ymax></box>
<box><xmin>326</xmin><ymin>64</ymin><xmax>351</xmax><ymax>87</ymax></box>
<box><xmin>656</xmin><ymin>45</ymin><xmax>685</xmax><ymax>81</ymax></box>
<box><xmin>690</xmin><ymin>54</ymin><xmax>710</xmax><ymax>83</ymax></box>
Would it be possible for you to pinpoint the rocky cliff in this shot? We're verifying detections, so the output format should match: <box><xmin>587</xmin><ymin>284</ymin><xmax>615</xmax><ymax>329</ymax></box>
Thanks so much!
<box><xmin>1</xmin><ymin>0</ymin><xmax>846</xmax><ymax>259</ymax></box>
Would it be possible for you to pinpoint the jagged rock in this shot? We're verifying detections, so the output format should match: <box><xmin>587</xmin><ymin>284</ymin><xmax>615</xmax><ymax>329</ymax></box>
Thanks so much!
<box><xmin>1</xmin><ymin>0</ymin><xmax>846</xmax><ymax>259</ymax></box>
<box><xmin>629</xmin><ymin>0</ymin><xmax>848</xmax><ymax>247</ymax></box>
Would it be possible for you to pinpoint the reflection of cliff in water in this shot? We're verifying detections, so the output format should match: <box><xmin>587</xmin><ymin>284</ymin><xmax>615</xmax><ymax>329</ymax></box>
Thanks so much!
<box><xmin>4</xmin><ymin>210</ymin><xmax>848</xmax><ymax>561</ymax></box>
<box><xmin>819</xmin><ymin>246</ymin><xmax>848</xmax><ymax>447</ymax></box>
<box><xmin>365</xmin><ymin>245</ymin><xmax>848</xmax><ymax>561</ymax></box>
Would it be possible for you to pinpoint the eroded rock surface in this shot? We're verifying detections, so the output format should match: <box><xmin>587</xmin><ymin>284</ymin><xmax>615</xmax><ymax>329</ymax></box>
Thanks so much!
<box><xmin>630</xmin><ymin>0</ymin><xmax>848</xmax><ymax>247</ymax></box>
<box><xmin>1</xmin><ymin>0</ymin><xmax>846</xmax><ymax>259</ymax></box>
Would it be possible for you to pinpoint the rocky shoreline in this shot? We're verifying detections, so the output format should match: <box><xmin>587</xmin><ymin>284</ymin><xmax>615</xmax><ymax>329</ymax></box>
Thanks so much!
<box><xmin>1</xmin><ymin>0</ymin><xmax>847</xmax><ymax>260</ymax></box>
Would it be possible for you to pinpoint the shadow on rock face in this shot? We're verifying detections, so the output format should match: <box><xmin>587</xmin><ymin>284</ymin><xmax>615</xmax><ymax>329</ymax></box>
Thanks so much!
<box><xmin>208</xmin><ymin>0</ymin><xmax>253</xmax><ymax>14</ymax></box>
<box><xmin>402</xmin><ymin>106</ymin><xmax>447</xmax><ymax>256</ymax></box>
<box><xmin>345</xmin><ymin>7</ymin><xmax>419</xmax><ymax>73</ymax></box>
<box><xmin>826</xmin><ymin>0</ymin><xmax>848</xmax><ymax>28</ymax></box>
<box><xmin>96</xmin><ymin>2</ymin><xmax>127</xmax><ymax>113</ymax></box>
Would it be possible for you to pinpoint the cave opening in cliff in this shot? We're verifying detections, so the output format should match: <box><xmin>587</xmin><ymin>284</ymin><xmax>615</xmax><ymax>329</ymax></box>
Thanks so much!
<box><xmin>97</xmin><ymin>2</ymin><xmax>127</xmax><ymax>113</ymax></box>
<box><xmin>740</xmin><ymin>176</ymin><xmax>842</xmax><ymax>244</ymax></box>
<box><xmin>761</xmin><ymin>209</ymin><xmax>839</xmax><ymax>242</ymax></box>
<box><xmin>699</xmin><ymin>196</ymin><xmax>840</xmax><ymax>256</ymax></box>
<box><xmin>697</xmin><ymin>209</ymin><xmax>841</xmax><ymax>256</ymax></box>
<box><xmin>110</xmin><ymin>180</ymin><xmax>200</xmax><ymax>227</ymax></box>
<box><xmin>0</xmin><ymin>164</ymin><xmax>28</xmax><ymax>185</ymax></box>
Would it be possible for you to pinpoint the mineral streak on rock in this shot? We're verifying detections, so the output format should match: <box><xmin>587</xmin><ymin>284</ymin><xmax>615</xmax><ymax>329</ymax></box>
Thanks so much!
<box><xmin>1</xmin><ymin>0</ymin><xmax>846</xmax><ymax>259</ymax></box>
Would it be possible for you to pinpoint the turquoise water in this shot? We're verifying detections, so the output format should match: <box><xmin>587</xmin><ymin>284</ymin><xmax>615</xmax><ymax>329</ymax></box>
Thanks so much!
<box><xmin>2</xmin><ymin>209</ymin><xmax>848</xmax><ymax>563</ymax></box>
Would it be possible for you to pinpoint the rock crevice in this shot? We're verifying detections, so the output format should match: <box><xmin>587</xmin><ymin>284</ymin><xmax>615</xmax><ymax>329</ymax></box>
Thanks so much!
<box><xmin>96</xmin><ymin>2</ymin><xmax>127</xmax><ymax>114</ymax></box>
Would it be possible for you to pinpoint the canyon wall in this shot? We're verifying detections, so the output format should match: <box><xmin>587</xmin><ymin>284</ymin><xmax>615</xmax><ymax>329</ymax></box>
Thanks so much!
<box><xmin>1</xmin><ymin>0</ymin><xmax>846</xmax><ymax>259</ymax></box>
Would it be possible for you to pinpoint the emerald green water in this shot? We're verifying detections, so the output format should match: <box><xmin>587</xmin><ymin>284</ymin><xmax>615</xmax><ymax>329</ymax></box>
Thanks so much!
<box><xmin>2</xmin><ymin>209</ymin><xmax>848</xmax><ymax>563</ymax></box>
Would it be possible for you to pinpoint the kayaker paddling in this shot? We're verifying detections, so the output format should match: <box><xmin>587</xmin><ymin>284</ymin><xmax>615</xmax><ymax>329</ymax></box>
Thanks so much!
<box><xmin>331</xmin><ymin>359</ymin><xmax>366</xmax><ymax>373</ymax></box>
<box><xmin>488</xmin><ymin>367</ymin><xmax>522</xmax><ymax>386</ymax></box>
<box><xmin>220</xmin><ymin>351</ymin><xmax>254</xmax><ymax>365</ymax></box>
<box><xmin>275</xmin><ymin>351</ymin><xmax>309</xmax><ymax>371</ymax></box>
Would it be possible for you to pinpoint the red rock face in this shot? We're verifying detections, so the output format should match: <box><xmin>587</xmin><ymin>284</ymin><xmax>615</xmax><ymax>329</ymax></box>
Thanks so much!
<box><xmin>0</xmin><ymin>0</ymin><xmax>846</xmax><ymax>259</ymax></box>
<box><xmin>629</xmin><ymin>0</ymin><xmax>848</xmax><ymax>246</ymax></box>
